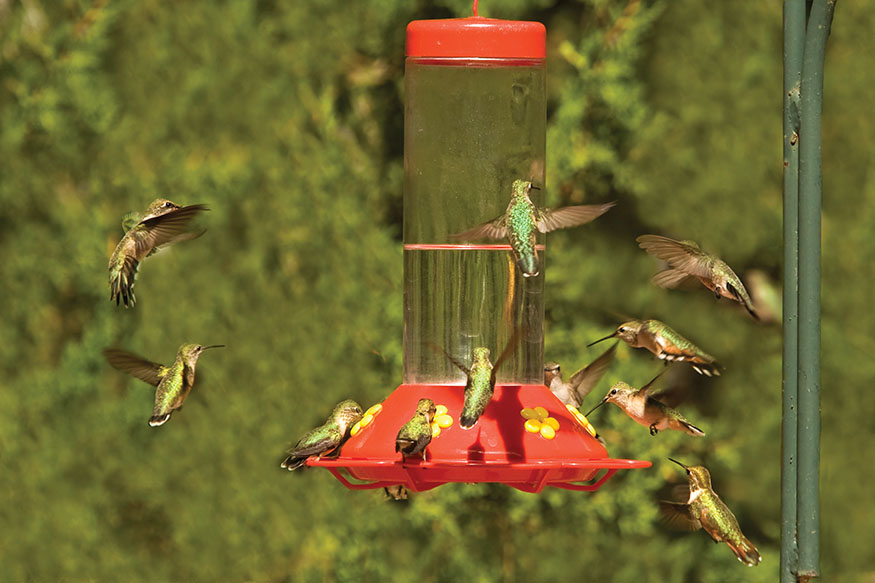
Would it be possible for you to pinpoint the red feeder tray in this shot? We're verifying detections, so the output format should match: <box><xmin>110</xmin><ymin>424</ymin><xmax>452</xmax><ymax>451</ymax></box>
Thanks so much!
<box><xmin>309</xmin><ymin>384</ymin><xmax>651</xmax><ymax>493</ymax></box>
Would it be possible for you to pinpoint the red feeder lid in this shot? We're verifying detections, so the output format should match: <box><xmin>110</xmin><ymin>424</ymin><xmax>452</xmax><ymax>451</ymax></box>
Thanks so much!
<box><xmin>309</xmin><ymin>384</ymin><xmax>651</xmax><ymax>494</ymax></box>
<box><xmin>406</xmin><ymin>17</ymin><xmax>545</xmax><ymax>60</ymax></box>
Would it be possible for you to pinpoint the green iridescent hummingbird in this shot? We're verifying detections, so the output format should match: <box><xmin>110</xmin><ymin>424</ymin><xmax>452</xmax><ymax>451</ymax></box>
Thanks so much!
<box><xmin>108</xmin><ymin>199</ymin><xmax>209</xmax><ymax>307</ymax></box>
<box><xmin>585</xmin><ymin>373</ymin><xmax>705</xmax><ymax>437</ymax></box>
<box><xmin>435</xmin><ymin>328</ymin><xmax>521</xmax><ymax>429</ymax></box>
<box><xmin>589</xmin><ymin>319</ymin><xmax>721</xmax><ymax>376</ymax></box>
<box><xmin>395</xmin><ymin>398</ymin><xmax>437</xmax><ymax>461</ymax></box>
<box><xmin>544</xmin><ymin>342</ymin><xmax>617</xmax><ymax>410</ymax></box>
<box><xmin>661</xmin><ymin>458</ymin><xmax>762</xmax><ymax>567</ymax></box>
<box><xmin>104</xmin><ymin>343</ymin><xmax>224</xmax><ymax>427</ymax></box>
<box><xmin>637</xmin><ymin>235</ymin><xmax>758</xmax><ymax>320</ymax></box>
<box><xmin>280</xmin><ymin>399</ymin><xmax>363</xmax><ymax>471</ymax></box>
<box><xmin>451</xmin><ymin>179</ymin><xmax>615</xmax><ymax>277</ymax></box>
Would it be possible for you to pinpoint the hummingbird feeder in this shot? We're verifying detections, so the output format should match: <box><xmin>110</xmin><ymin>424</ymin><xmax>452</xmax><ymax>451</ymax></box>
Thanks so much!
<box><xmin>309</xmin><ymin>2</ymin><xmax>650</xmax><ymax>493</ymax></box>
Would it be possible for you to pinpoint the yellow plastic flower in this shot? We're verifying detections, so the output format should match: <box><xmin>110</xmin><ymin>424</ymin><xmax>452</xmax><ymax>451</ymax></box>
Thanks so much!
<box><xmin>520</xmin><ymin>407</ymin><xmax>559</xmax><ymax>440</ymax></box>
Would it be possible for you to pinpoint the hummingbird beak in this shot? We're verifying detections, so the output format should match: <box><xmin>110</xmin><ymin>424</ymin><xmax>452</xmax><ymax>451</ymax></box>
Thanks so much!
<box><xmin>201</xmin><ymin>344</ymin><xmax>225</xmax><ymax>350</ymax></box>
<box><xmin>587</xmin><ymin>332</ymin><xmax>616</xmax><ymax>348</ymax></box>
<box><xmin>668</xmin><ymin>457</ymin><xmax>689</xmax><ymax>471</ymax></box>
<box><xmin>584</xmin><ymin>397</ymin><xmax>609</xmax><ymax>417</ymax></box>
<box><xmin>530</xmin><ymin>184</ymin><xmax>541</xmax><ymax>191</ymax></box>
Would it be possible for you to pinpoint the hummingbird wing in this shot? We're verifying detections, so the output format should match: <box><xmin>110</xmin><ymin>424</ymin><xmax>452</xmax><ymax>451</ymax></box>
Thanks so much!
<box><xmin>636</xmin><ymin>370</ymin><xmax>667</xmax><ymax>399</ymax></box>
<box><xmin>650</xmin><ymin>268</ymin><xmax>698</xmax><ymax>289</ymax></box>
<box><xmin>490</xmin><ymin>325</ymin><xmax>524</xmax><ymax>384</ymax></box>
<box><xmin>636</xmin><ymin>235</ymin><xmax>713</xmax><ymax>278</ymax></box>
<box><xmin>425</xmin><ymin>342</ymin><xmax>471</xmax><ymax>376</ymax></box>
<box><xmin>135</xmin><ymin>204</ymin><xmax>210</xmax><ymax>254</ymax></box>
<box><xmin>287</xmin><ymin>426</ymin><xmax>343</xmax><ymax>458</ymax></box>
<box><xmin>537</xmin><ymin>202</ymin><xmax>615</xmax><ymax>234</ymax></box>
<box><xmin>449</xmin><ymin>216</ymin><xmax>507</xmax><ymax>241</ymax></box>
<box><xmin>121</xmin><ymin>211</ymin><xmax>143</xmax><ymax>233</ymax></box>
<box><xmin>659</xmin><ymin>501</ymin><xmax>702</xmax><ymax>532</ymax></box>
<box><xmin>567</xmin><ymin>342</ymin><xmax>617</xmax><ymax>403</ymax></box>
<box><xmin>103</xmin><ymin>349</ymin><xmax>169</xmax><ymax>386</ymax></box>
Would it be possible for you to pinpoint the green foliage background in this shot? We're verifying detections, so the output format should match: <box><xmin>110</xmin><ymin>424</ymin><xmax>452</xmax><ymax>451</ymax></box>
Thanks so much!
<box><xmin>0</xmin><ymin>0</ymin><xmax>871</xmax><ymax>581</ymax></box>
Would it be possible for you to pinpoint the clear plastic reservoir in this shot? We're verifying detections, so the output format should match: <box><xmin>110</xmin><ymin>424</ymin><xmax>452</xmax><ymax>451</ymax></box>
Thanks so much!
<box><xmin>403</xmin><ymin>57</ymin><xmax>546</xmax><ymax>384</ymax></box>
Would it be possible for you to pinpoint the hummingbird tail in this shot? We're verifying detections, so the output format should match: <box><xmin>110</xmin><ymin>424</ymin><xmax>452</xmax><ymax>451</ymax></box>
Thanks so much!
<box><xmin>680</xmin><ymin>420</ymin><xmax>706</xmax><ymax>437</ymax></box>
<box><xmin>109</xmin><ymin>262</ymin><xmax>139</xmax><ymax>308</ymax></box>
<box><xmin>690</xmin><ymin>362</ymin><xmax>721</xmax><ymax>377</ymax></box>
<box><xmin>280</xmin><ymin>455</ymin><xmax>307</xmax><ymax>471</ymax></box>
<box><xmin>459</xmin><ymin>412</ymin><xmax>480</xmax><ymax>429</ymax></box>
<box><xmin>148</xmin><ymin>413</ymin><xmax>171</xmax><ymax>427</ymax></box>
<box><xmin>727</xmin><ymin>536</ymin><xmax>762</xmax><ymax>567</ymax></box>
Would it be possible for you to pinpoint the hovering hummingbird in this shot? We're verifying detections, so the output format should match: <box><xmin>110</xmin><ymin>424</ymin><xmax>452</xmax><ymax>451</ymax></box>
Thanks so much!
<box><xmin>661</xmin><ymin>458</ymin><xmax>762</xmax><ymax>567</ymax></box>
<box><xmin>544</xmin><ymin>342</ymin><xmax>617</xmax><ymax>409</ymax></box>
<box><xmin>637</xmin><ymin>235</ymin><xmax>758</xmax><ymax>320</ymax></box>
<box><xmin>589</xmin><ymin>319</ymin><xmax>721</xmax><ymax>376</ymax></box>
<box><xmin>280</xmin><ymin>399</ymin><xmax>364</xmax><ymax>471</ymax></box>
<box><xmin>103</xmin><ymin>343</ymin><xmax>224</xmax><ymax>427</ymax></box>
<box><xmin>585</xmin><ymin>373</ymin><xmax>705</xmax><ymax>437</ymax></box>
<box><xmin>450</xmin><ymin>179</ymin><xmax>615</xmax><ymax>277</ymax></box>
<box><xmin>395</xmin><ymin>398</ymin><xmax>437</xmax><ymax>461</ymax></box>
<box><xmin>383</xmin><ymin>485</ymin><xmax>409</xmax><ymax>501</ymax></box>
<box><xmin>108</xmin><ymin>198</ymin><xmax>209</xmax><ymax>307</ymax></box>
<box><xmin>434</xmin><ymin>328</ymin><xmax>522</xmax><ymax>429</ymax></box>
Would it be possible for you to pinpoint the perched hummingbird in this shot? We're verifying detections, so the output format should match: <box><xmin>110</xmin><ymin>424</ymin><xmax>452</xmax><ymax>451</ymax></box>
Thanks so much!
<box><xmin>395</xmin><ymin>398</ymin><xmax>437</xmax><ymax>461</ymax></box>
<box><xmin>103</xmin><ymin>343</ymin><xmax>224</xmax><ymax>427</ymax></box>
<box><xmin>637</xmin><ymin>235</ymin><xmax>758</xmax><ymax>320</ymax></box>
<box><xmin>661</xmin><ymin>458</ymin><xmax>762</xmax><ymax>567</ymax></box>
<box><xmin>435</xmin><ymin>328</ymin><xmax>521</xmax><ymax>429</ymax></box>
<box><xmin>544</xmin><ymin>342</ymin><xmax>617</xmax><ymax>409</ymax></box>
<box><xmin>280</xmin><ymin>399</ymin><xmax>364</xmax><ymax>471</ymax></box>
<box><xmin>108</xmin><ymin>199</ymin><xmax>209</xmax><ymax>307</ymax></box>
<box><xmin>588</xmin><ymin>319</ymin><xmax>721</xmax><ymax>377</ymax></box>
<box><xmin>451</xmin><ymin>179</ymin><xmax>615</xmax><ymax>277</ymax></box>
<box><xmin>585</xmin><ymin>373</ymin><xmax>705</xmax><ymax>437</ymax></box>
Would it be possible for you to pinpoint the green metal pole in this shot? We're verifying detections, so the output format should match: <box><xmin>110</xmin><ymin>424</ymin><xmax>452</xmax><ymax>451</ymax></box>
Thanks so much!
<box><xmin>781</xmin><ymin>1</ymin><xmax>804</xmax><ymax>581</ymax></box>
<box><xmin>797</xmin><ymin>0</ymin><xmax>835</xmax><ymax>579</ymax></box>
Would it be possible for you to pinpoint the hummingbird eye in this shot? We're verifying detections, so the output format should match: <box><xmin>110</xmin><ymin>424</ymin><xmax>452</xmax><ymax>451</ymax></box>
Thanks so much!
<box><xmin>164</xmin><ymin>201</ymin><xmax>175</xmax><ymax>208</ymax></box>
<box><xmin>618</xmin><ymin>327</ymin><xmax>626</xmax><ymax>333</ymax></box>
<box><xmin>610</xmin><ymin>389</ymin><xmax>617</xmax><ymax>395</ymax></box>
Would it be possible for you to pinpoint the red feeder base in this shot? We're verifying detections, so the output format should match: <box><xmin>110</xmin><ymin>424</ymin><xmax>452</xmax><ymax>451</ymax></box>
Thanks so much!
<box><xmin>309</xmin><ymin>384</ymin><xmax>651</xmax><ymax>493</ymax></box>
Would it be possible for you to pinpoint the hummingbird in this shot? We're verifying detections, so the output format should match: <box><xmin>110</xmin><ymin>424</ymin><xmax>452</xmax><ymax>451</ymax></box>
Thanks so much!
<box><xmin>588</xmin><ymin>319</ymin><xmax>721</xmax><ymax>377</ymax></box>
<box><xmin>108</xmin><ymin>198</ymin><xmax>209</xmax><ymax>307</ymax></box>
<box><xmin>280</xmin><ymin>399</ymin><xmax>364</xmax><ymax>471</ymax></box>
<box><xmin>434</xmin><ymin>327</ymin><xmax>522</xmax><ymax>429</ymax></box>
<box><xmin>103</xmin><ymin>343</ymin><xmax>224</xmax><ymax>427</ymax></box>
<box><xmin>585</xmin><ymin>373</ymin><xmax>705</xmax><ymax>437</ymax></box>
<box><xmin>661</xmin><ymin>458</ymin><xmax>762</xmax><ymax>567</ymax></box>
<box><xmin>637</xmin><ymin>234</ymin><xmax>758</xmax><ymax>320</ymax></box>
<box><xmin>383</xmin><ymin>485</ymin><xmax>409</xmax><ymax>501</ymax></box>
<box><xmin>450</xmin><ymin>179</ymin><xmax>615</xmax><ymax>277</ymax></box>
<box><xmin>395</xmin><ymin>398</ymin><xmax>437</xmax><ymax>461</ymax></box>
<box><xmin>544</xmin><ymin>342</ymin><xmax>617</xmax><ymax>409</ymax></box>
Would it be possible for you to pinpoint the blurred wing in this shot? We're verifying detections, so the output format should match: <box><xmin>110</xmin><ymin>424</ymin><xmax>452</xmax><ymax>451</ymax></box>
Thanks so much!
<box><xmin>567</xmin><ymin>342</ymin><xmax>617</xmax><ymax>402</ymax></box>
<box><xmin>491</xmin><ymin>325</ymin><xmax>524</xmax><ymax>383</ymax></box>
<box><xmin>651</xmin><ymin>268</ymin><xmax>697</xmax><ymax>289</ymax></box>
<box><xmin>449</xmin><ymin>216</ymin><xmax>507</xmax><ymax>241</ymax></box>
<box><xmin>121</xmin><ymin>212</ymin><xmax>142</xmax><ymax>233</ymax></box>
<box><xmin>425</xmin><ymin>342</ymin><xmax>471</xmax><ymax>376</ymax></box>
<box><xmin>636</xmin><ymin>235</ymin><xmax>712</xmax><ymax>278</ymax></box>
<box><xmin>659</xmin><ymin>501</ymin><xmax>702</xmax><ymax>532</ymax></box>
<box><xmin>135</xmin><ymin>205</ymin><xmax>209</xmax><ymax>255</ymax></box>
<box><xmin>103</xmin><ymin>349</ymin><xmax>168</xmax><ymax>386</ymax></box>
<box><xmin>537</xmin><ymin>202</ymin><xmax>615</xmax><ymax>233</ymax></box>
<box><xmin>637</xmin><ymin>370</ymin><xmax>667</xmax><ymax>398</ymax></box>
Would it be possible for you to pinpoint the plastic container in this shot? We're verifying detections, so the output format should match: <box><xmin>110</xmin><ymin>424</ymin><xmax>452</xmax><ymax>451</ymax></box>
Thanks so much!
<box><xmin>403</xmin><ymin>17</ymin><xmax>547</xmax><ymax>384</ymax></box>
